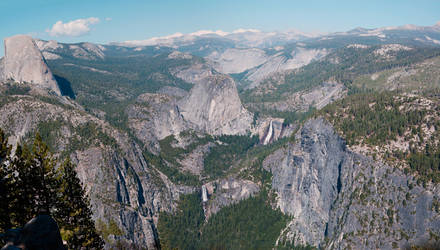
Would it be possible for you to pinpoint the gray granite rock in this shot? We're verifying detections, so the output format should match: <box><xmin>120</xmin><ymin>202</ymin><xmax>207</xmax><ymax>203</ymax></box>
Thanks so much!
<box><xmin>204</xmin><ymin>177</ymin><xmax>260</xmax><ymax>218</ymax></box>
<box><xmin>19</xmin><ymin>215</ymin><xmax>65</xmax><ymax>250</ymax></box>
<box><xmin>264</xmin><ymin>118</ymin><xmax>440</xmax><ymax>249</ymax></box>
<box><xmin>1</xmin><ymin>35</ymin><xmax>60</xmax><ymax>95</ymax></box>
<box><xmin>177</xmin><ymin>74</ymin><xmax>253</xmax><ymax>135</ymax></box>
<box><xmin>0</xmin><ymin>96</ymin><xmax>192</xmax><ymax>249</ymax></box>
<box><xmin>1</xmin><ymin>215</ymin><xmax>65</xmax><ymax>250</ymax></box>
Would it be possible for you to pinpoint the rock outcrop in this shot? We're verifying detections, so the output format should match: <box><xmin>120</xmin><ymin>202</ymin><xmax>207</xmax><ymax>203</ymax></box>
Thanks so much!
<box><xmin>128</xmin><ymin>62</ymin><xmax>253</xmax><ymax>150</ymax></box>
<box><xmin>177</xmin><ymin>74</ymin><xmax>253</xmax><ymax>135</ymax></box>
<box><xmin>264</xmin><ymin>118</ymin><xmax>440</xmax><ymax>249</ymax></box>
<box><xmin>0</xmin><ymin>58</ymin><xmax>4</xmax><ymax>81</ymax></box>
<box><xmin>0</xmin><ymin>95</ymin><xmax>191</xmax><ymax>249</ymax></box>
<box><xmin>246</xmin><ymin>81</ymin><xmax>346</xmax><ymax>113</ymax></box>
<box><xmin>1</xmin><ymin>35</ymin><xmax>61</xmax><ymax>95</ymax></box>
<box><xmin>204</xmin><ymin>177</ymin><xmax>260</xmax><ymax>218</ymax></box>
<box><xmin>35</xmin><ymin>39</ymin><xmax>106</xmax><ymax>61</ymax></box>
<box><xmin>206</xmin><ymin>47</ymin><xmax>328</xmax><ymax>89</ymax></box>
<box><xmin>207</xmin><ymin>48</ymin><xmax>268</xmax><ymax>74</ymax></box>
<box><xmin>1</xmin><ymin>215</ymin><xmax>65</xmax><ymax>250</ymax></box>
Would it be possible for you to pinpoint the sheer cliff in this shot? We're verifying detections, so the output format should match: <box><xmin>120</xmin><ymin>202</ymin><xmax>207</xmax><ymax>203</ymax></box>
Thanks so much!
<box><xmin>0</xmin><ymin>93</ymin><xmax>193</xmax><ymax>248</ymax></box>
<box><xmin>1</xmin><ymin>29</ymin><xmax>440</xmax><ymax>249</ymax></box>
<box><xmin>264</xmin><ymin>119</ymin><xmax>440</xmax><ymax>249</ymax></box>
<box><xmin>0</xmin><ymin>35</ymin><xmax>61</xmax><ymax>95</ymax></box>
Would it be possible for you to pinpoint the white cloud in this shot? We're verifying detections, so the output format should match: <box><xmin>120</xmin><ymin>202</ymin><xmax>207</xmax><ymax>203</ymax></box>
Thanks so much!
<box><xmin>47</xmin><ymin>17</ymin><xmax>100</xmax><ymax>37</ymax></box>
<box><xmin>105</xmin><ymin>17</ymin><xmax>112</xmax><ymax>21</ymax></box>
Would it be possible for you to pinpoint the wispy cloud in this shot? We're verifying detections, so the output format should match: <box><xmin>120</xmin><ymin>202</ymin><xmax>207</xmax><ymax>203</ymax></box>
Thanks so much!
<box><xmin>47</xmin><ymin>17</ymin><xmax>100</xmax><ymax>37</ymax></box>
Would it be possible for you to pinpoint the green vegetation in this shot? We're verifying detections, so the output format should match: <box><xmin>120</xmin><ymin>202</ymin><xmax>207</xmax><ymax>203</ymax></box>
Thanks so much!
<box><xmin>151</xmin><ymin>132</ymin><xmax>260</xmax><ymax>184</ymax></box>
<box><xmin>57</xmin><ymin>159</ymin><xmax>105</xmax><ymax>248</ymax></box>
<box><xmin>408</xmin><ymin>148</ymin><xmax>440</xmax><ymax>184</ymax></box>
<box><xmin>157</xmin><ymin>193</ymin><xmax>205</xmax><ymax>249</ymax></box>
<box><xmin>203</xmin><ymin>134</ymin><xmax>259</xmax><ymax>178</ymax></box>
<box><xmin>96</xmin><ymin>218</ymin><xmax>124</xmax><ymax>241</ymax></box>
<box><xmin>281</xmin><ymin>107</ymin><xmax>316</xmax><ymax>126</ymax></box>
<box><xmin>159</xmin><ymin>132</ymin><xmax>212</xmax><ymax>166</ymax></box>
<box><xmin>199</xmin><ymin>195</ymin><xmax>288</xmax><ymax>249</ymax></box>
<box><xmin>47</xmin><ymin>51</ymin><xmax>199</xmax><ymax>131</ymax></box>
<box><xmin>3</xmin><ymin>83</ymin><xmax>31</xmax><ymax>95</ymax></box>
<box><xmin>0</xmin><ymin>129</ymin><xmax>104</xmax><ymax>248</ymax></box>
<box><xmin>144</xmin><ymin>132</ymin><xmax>215</xmax><ymax>186</ymax></box>
<box><xmin>241</xmin><ymin>46</ymin><xmax>440</xmax><ymax>112</ymax></box>
<box><xmin>143</xmin><ymin>151</ymin><xmax>201</xmax><ymax>186</ymax></box>
<box><xmin>353</xmin><ymin>55</ymin><xmax>440</xmax><ymax>92</ymax></box>
<box><xmin>238</xmin><ymin>138</ymin><xmax>289</xmax><ymax>184</ymax></box>
<box><xmin>63</xmin><ymin>121</ymin><xmax>117</xmax><ymax>157</ymax></box>
<box><xmin>320</xmin><ymin>92</ymin><xmax>426</xmax><ymax>146</ymax></box>
<box><xmin>319</xmin><ymin>91</ymin><xmax>440</xmax><ymax>184</ymax></box>
<box><xmin>158</xmin><ymin>192</ymin><xmax>289</xmax><ymax>250</ymax></box>
<box><xmin>36</xmin><ymin>119</ymin><xmax>63</xmax><ymax>151</ymax></box>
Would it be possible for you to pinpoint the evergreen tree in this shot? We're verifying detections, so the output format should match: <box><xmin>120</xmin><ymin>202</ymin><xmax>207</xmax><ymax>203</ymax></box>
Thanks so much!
<box><xmin>0</xmin><ymin>128</ymin><xmax>10</xmax><ymax>162</ymax></box>
<box><xmin>0</xmin><ymin>128</ymin><xmax>12</xmax><ymax>231</ymax></box>
<box><xmin>0</xmin><ymin>129</ymin><xmax>104</xmax><ymax>248</ymax></box>
<box><xmin>9</xmin><ymin>144</ymin><xmax>37</xmax><ymax>226</ymax></box>
<box><xmin>30</xmin><ymin>133</ymin><xmax>61</xmax><ymax>215</ymax></box>
<box><xmin>56</xmin><ymin>159</ymin><xmax>104</xmax><ymax>249</ymax></box>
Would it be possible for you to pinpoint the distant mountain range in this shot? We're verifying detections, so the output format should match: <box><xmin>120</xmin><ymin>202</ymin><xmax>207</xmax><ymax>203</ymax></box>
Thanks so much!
<box><xmin>113</xmin><ymin>28</ymin><xmax>319</xmax><ymax>48</ymax></box>
<box><xmin>114</xmin><ymin>22</ymin><xmax>440</xmax><ymax>49</ymax></box>
<box><xmin>1</xmin><ymin>21</ymin><xmax>440</xmax><ymax>249</ymax></box>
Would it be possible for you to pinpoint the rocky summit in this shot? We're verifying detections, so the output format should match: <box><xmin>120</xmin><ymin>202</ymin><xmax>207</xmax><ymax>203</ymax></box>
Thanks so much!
<box><xmin>1</xmin><ymin>19</ymin><xmax>440</xmax><ymax>250</ymax></box>
<box><xmin>177</xmin><ymin>74</ymin><xmax>253</xmax><ymax>135</ymax></box>
<box><xmin>1</xmin><ymin>35</ymin><xmax>61</xmax><ymax>95</ymax></box>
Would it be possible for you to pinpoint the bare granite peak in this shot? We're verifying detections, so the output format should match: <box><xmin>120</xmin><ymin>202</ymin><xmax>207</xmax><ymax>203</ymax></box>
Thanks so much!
<box><xmin>1</xmin><ymin>34</ymin><xmax>61</xmax><ymax>95</ymax></box>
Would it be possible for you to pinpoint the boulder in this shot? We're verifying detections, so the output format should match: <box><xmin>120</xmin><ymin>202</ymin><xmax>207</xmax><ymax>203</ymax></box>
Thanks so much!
<box><xmin>1</xmin><ymin>215</ymin><xmax>65</xmax><ymax>250</ymax></box>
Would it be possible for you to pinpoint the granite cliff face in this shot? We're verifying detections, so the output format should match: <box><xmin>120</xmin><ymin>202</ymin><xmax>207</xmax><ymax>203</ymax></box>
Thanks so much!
<box><xmin>206</xmin><ymin>47</ymin><xmax>328</xmax><ymax>89</ymax></box>
<box><xmin>2</xmin><ymin>31</ymin><xmax>439</xmax><ymax>249</ymax></box>
<box><xmin>0</xmin><ymin>95</ymin><xmax>192</xmax><ymax>248</ymax></box>
<box><xmin>1</xmin><ymin>35</ymin><xmax>61</xmax><ymax>95</ymax></box>
<box><xmin>203</xmin><ymin>177</ymin><xmax>260</xmax><ymax>218</ymax></box>
<box><xmin>264</xmin><ymin>118</ymin><xmax>440</xmax><ymax>249</ymax></box>
<box><xmin>128</xmin><ymin>60</ymin><xmax>253</xmax><ymax>152</ymax></box>
<box><xmin>177</xmin><ymin>74</ymin><xmax>253</xmax><ymax>135</ymax></box>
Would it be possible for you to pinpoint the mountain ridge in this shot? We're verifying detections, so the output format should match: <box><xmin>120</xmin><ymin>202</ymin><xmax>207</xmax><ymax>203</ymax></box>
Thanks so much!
<box><xmin>1</xmin><ymin>21</ymin><xmax>440</xmax><ymax>249</ymax></box>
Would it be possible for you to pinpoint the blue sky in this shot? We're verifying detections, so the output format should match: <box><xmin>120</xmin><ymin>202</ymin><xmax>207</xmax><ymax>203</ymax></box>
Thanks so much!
<box><xmin>1</xmin><ymin>0</ymin><xmax>439</xmax><ymax>56</ymax></box>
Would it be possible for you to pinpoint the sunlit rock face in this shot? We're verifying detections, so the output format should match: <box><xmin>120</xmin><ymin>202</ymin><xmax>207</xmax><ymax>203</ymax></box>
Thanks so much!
<box><xmin>1</xmin><ymin>35</ymin><xmax>61</xmax><ymax>95</ymax></box>
<box><xmin>178</xmin><ymin>74</ymin><xmax>253</xmax><ymax>135</ymax></box>
<box><xmin>264</xmin><ymin>118</ymin><xmax>440</xmax><ymax>249</ymax></box>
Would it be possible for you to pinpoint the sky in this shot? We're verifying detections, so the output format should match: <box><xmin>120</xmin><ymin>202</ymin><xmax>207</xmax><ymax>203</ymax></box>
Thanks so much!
<box><xmin>0</xmin><ymin>0</ymin><xmax>440</xmax><ymax>56</ymax></box>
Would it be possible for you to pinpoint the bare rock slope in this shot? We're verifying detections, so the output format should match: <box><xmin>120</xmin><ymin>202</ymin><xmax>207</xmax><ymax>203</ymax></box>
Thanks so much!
<box><xmin>0</xmin><ymin>95</ymin><xmax>191</xmax><ymax>248</ymax></box>
<box><xmin>128</xmin><ymin>61</ymin><xmax>253</xmax><ymax>152</ymax></box>
<box><xmin>264</xmin><ymin>118</ymin><xmax>440</xmax><ymax>249</ymax></box>
<box><xmin>1</xmin><ymin>35</ymin><xmax>61</xmax><ymax>95</ymax></box>
<box><xmin>178</xmin><ymin>74</ymin><xmax>253</xmax><ymax>135</ymax></box>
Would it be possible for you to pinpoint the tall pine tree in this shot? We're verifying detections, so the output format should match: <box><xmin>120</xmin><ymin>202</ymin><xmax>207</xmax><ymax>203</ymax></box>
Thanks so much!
<box><xmin>0</xmin><ymin>128</ymin><xmax>104</xmax><ymax>248</ymax></box>
<box><xmin>9</xmin><ymin>144</ymin><xmax>37</xmax><ymax>226</ymax></box>
<box><xmin>56</xmin><ymin>159</ymin><xmax>104</xmax><ymax>249</ymax></box>
<box><xmin>30</xmin><ymin>133</ymin><xmax>61</xmax><ymax>215</ymax></box>
<box><xmin>0</xmin><ymin>128</ymin><xmax>12</xmax><ymax>231</ymax></box>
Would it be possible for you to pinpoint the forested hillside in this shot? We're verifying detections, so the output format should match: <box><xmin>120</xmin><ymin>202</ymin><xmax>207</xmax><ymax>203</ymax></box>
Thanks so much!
<box><xmin>320</xmin><ymin>91</ymin><xmax>440</xmax><ymax>184</ymax></box>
